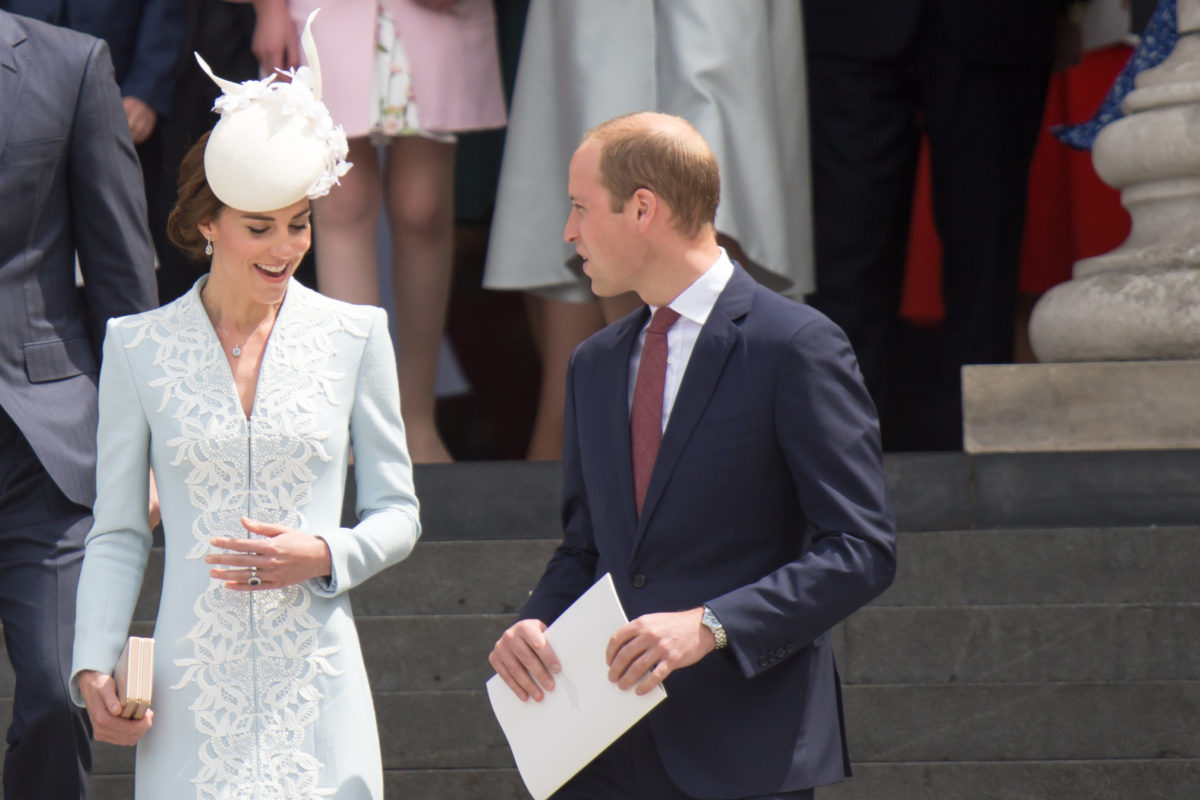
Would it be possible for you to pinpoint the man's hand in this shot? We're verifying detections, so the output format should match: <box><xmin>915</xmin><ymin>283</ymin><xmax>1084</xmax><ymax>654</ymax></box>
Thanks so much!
<box><xmin>251</xmin><ymin>0</ymin><xmax>301</xmax><ymax>73</ymax></box>
<box><xmin>1052</xmin><ymin>1</ymin><xmax>1084</xmax><ymax>73</ymax></box>
<box><xmin>122</xmin><ymin>97</ymin><xmax>156</xmax><ymax>145</ymax></box>
<box><xmin>606</xmin><ymin>607</ymin><xmax>714</xmax><ymax>695</ymax></box>
<box><xmin>76</xmin><ymin>670</ymin><xmax>154</xmax><ymax>746</ymax></box>
<box><xmin>489</xmin><ymin>619</ymin><xmax>561</xmax><ymax>702</ymax></box>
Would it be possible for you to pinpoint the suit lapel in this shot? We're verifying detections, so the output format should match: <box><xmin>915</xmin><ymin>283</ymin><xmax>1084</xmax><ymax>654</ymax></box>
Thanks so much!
<box><xmin>633</xmin><ymin>266</ymin><xmax>756</xmax><ymax>546</ymax></box>
<box><xmin>0</xmin><ymin>15</ymin><xmax>26</xmax><ymax>160</ymax></box>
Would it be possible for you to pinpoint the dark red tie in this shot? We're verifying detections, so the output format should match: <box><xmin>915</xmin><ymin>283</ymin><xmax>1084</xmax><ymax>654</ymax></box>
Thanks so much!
<box><xmin>631</xmin><ymin>307</ymin><xmax>680</xmax><ymax>517</ymax></box>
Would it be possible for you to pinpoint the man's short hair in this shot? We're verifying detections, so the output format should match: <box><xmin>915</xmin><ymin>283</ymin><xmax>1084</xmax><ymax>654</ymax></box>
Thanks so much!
<box><xmin>585</xmin><ymin>112</ymin><xmax>720</xmax><ymax>238</ymax></box>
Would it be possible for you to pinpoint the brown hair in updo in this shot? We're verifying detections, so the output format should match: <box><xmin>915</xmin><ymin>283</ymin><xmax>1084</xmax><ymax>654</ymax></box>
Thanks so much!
<box><xmin>166</xmin><ymin>131</ymin><xmax>226</xmax><ymax>261</ymax></box>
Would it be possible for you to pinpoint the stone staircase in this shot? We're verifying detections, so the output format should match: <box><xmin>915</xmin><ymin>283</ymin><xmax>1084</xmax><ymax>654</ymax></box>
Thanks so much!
<box><xmin>2</xmin><ymin>453</ymin><xmax>1198</xmax><ymax>799</ymax></box>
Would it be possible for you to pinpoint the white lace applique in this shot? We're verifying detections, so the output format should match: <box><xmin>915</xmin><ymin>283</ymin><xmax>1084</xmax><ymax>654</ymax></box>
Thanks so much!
<box><xmin>122</xmin><ymin>283</ymin><xmax>370</xmax><ymax>799</ymax></box>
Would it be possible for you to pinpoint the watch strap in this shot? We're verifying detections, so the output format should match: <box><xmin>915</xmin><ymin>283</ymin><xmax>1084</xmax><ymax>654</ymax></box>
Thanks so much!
<box><xmin>701</xmin><ymin>605</ymin><xmax>728</xmax><ymax>650</ymax></box>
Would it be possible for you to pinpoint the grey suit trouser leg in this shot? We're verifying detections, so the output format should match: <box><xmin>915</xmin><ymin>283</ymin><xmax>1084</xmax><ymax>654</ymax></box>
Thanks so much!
<box><xmin>0</xmin><ymin>410</ymin><xmax>91</xmax><ymax>800</ymax></box>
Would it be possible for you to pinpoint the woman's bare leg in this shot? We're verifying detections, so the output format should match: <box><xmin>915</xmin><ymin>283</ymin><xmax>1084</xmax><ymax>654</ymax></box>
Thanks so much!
<box><xmin>313</xmin><ymin>137</ymin><xmax>382</xmax><ymax>305</ymax></box>
<box><xmin>525</xmin><ymin>294</ymin><xmax>605</xmax><ymax>461</ymax></box>
<box><xmin>384</xmin><ymin>135</ymin><xmax>456</xmax><ymax>463</ymax></box>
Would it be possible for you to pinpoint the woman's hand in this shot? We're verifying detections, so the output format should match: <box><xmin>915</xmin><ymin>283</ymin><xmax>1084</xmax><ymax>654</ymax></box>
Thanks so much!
<box><xmin>77</xmin><ymin>670</ymin><xmax>153</xmax><ymax>746</ymax></box>
<box><xmin>250</xmin><ymin>0</ymin><xmax>301</xmax><ymax>74</ymax></box>
<box><xmin>207</xmin><ymin>517</ymin><xmax>333</xmax><ymax>591</ymax></box>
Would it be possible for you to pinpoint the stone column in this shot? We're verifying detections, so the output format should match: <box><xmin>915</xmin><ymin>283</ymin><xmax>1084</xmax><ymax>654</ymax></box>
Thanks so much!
<box><xmin>965</xmin><ymin>1</ymin><xmax>1200</xmax><ymax>453</ymax></box>
<box><xmin>1029</xmin><ymin>0</ymin><xmax>1200</xmax><ymax>362</ymax></box>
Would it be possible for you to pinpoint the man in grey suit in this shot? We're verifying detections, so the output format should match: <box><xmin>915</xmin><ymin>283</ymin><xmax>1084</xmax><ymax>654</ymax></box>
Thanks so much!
<box><xmin>0</xmin><ymin>10</ymin><xmax>158</xmax><ymax>797</ymax></box>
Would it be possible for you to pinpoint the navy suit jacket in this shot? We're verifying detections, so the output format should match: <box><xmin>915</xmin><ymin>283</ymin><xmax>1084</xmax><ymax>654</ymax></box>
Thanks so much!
<box><xmin>804</xmin><ymin>0</ymin><xmax>1064</xmax><ymax>66</ymax></box>
<box><xmin>0</xmin><ymin>0</ymin><xmax>187</xmax><ymax>116</ymax></box>
<box><xmin>522</xmin><ymin>265</ymin><xmax>897</xmax><ymax>797</ymax></box>
<box><xmin>0</xmin><ymin>10</ymin><xmax>157</xmax><ymax>508</ymax></box>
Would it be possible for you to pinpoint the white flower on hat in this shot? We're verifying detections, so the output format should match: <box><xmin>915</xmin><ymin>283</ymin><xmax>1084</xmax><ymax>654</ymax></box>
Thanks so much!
<box><xmin>196</xmin><ymin>9</ymin><xmax>352</xmax><ymax>213</ymax></box>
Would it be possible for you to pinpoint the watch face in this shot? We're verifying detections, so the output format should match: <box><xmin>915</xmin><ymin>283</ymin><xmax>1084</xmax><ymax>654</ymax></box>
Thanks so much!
<box><xmin>702</xmin><ymin>607</ymin><xmax>726</xmax><ymax>648</ymax></box>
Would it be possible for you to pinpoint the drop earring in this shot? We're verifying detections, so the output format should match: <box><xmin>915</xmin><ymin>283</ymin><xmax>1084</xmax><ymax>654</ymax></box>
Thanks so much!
<box><xmin>204</xmin><ymin>238</ymin><xmax>213</xmax><ymax>257</ymax></box>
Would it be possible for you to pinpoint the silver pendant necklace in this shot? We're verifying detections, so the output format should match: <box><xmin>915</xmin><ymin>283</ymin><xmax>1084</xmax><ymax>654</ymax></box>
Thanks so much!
<box><xmin>215</xmin><ymin>315</ymin><xmax>274</xmax><ymax>358</ymax></box>
<box><xmin>201</xmin><ymin>286</ymin><xmax>279</xmax><ymax>359</ymax></box>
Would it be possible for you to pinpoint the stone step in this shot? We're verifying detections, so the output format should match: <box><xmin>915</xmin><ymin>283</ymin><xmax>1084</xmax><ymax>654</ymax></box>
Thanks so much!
<box><xmin>349</xmin><ymin>539</ymin><xmax>556</xmax><ymax>618</ymax></box>
<box><xmin>821</xmin><ymin>759</ymin><xmax>1200</xmax><ymax>800</ymax></box>
<box><xmin>346</xmin><ymin>525</ymin><xmax>1200</xmax><ymax>612</ymax></box>
<box><xmin>405</xmin><ymin>456</ymin><xmax>974</xmax><ymax>538</ymax></box>
<box><xmin>69</xmin><ymin>680</ymin><xmax>1200</xmax><ymax>775</ymax></box>
<box><xmin>357</xmin><ymin>604</ymin><xmax>1200</xmax><ymax>693</ymax></box>
<box><xmin>405</xmin><ymin>451</ymin><xmax>1200</xmax><ymax>534</ymax></box>
<box><xmin>348</xmin><ymin>604</ymin><xmax>1200</xmax><ymax>692</ymax></box>
<box><xmin>844</xmin><ymin>682</ymin><xmax>1200</xmax><ymax>763</ymax></box>
<box><xmin>835</xmin><ymin>603</ymin><xmax>1200</xmax><ymax>685</ymax></box>
<box><xmin>405</xmin><ymin>458</ymin><xmax>974</xmax><ymax>540</ymax></box>
<box><xmin>123</xmin><ymin>525</ymin><xmax>1200</xmax><ymax>621</ymax></box>
<box><xmin>8</xmin><ymin>602</ymin><xmax>1199</xmax><ymax>702</ymax></box>
<box><xmin>371</xmin><ymin>682</ymin><xmax>1200</xmax><ymax>767</ymax></box>
<box><xmin>877</xmin><ymin>526</ymin><xmax>1200</xmax><ymax>607</ymax></box>
<box><xmin>382</xmin><ymin>768</ymin><xmax>528</xmax><ymax>799</ymax></box>
<box><xmin>89</xmin><ymin>759</ymin><xmax>1200</xmax><ymax>800</ymax></box>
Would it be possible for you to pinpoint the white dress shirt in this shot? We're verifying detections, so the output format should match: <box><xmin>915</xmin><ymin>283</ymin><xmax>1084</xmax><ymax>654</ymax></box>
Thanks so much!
<box><xmin>628</xmin><ymin>249</ymin><xmax>735</xmax><ymax>431</ymax></box>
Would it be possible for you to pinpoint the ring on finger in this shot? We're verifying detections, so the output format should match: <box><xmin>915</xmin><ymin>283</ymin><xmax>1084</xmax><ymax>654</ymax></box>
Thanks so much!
<box><xmin>248</xmin><ymin>566</ymin><xmax>262</xmax><ymax>587</ymax></box>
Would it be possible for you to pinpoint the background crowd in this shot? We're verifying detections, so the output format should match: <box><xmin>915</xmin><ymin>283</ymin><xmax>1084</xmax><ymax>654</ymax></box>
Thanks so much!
<box><xmin>0</xmin><ymin>0</ymin><xmax>1162</xmax><ymax>462</ymax></box>
<box><xmin>0</xmin><ymin>0</ymin><xmax>1172</xmax><ymax>798</ymax></box>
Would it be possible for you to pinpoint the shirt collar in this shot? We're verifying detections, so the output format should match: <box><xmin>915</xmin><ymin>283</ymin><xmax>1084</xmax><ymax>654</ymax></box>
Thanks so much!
<box><xmin>648</xmin><ymin>248</ymin><xmax>734</xmax><ymax>327</ymax></box>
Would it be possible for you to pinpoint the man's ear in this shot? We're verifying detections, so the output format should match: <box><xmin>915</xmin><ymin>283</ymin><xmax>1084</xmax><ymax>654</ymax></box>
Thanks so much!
<box><xmin>632</xmin><ymin>188</ymin><xmax>657</xmax><ymax>230</ymax></box>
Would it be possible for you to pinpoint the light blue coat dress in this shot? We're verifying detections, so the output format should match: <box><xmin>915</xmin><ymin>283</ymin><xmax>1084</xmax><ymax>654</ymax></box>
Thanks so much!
<box><xmin>71</xmin><ymin>278</ymin><xmax>421</xmax><ymax>799</ymax></box>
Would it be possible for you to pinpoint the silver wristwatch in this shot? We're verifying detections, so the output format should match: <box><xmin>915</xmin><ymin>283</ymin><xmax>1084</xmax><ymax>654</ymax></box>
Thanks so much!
<box><xmin>701</xmin><ymin>605</ymin><xmax>728</xmax><ymax>650</ymax></box>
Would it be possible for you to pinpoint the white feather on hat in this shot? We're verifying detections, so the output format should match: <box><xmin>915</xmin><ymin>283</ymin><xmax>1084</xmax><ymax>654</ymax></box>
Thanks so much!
<box><xmin>196</xmin><ymin>9</ymin><xmax>351</xmax><ymax>212</ymax></box>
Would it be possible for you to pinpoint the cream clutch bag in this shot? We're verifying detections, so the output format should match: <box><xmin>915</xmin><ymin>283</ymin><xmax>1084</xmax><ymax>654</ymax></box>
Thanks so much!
<box><xmin>113</xmin><ymin>636</ymin><xmax>154</xmax><ymax>720</ymax></box>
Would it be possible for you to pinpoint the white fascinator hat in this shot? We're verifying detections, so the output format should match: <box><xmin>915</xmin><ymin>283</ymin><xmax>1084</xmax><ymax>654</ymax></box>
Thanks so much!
<box><xmin>196</xmin><ymin>9</ymin><xmax>351</xmax><ymax>212</ymax></box>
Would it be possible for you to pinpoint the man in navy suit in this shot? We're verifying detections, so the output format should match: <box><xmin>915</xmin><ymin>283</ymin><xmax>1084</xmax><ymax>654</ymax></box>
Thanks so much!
<box><xmin>0</xmin><ymin>0</ymin><xmax>187</xmax><ymax>145</ymax></box>
<box><xmin>0</xmin><ymin>10</ymin><xmax>158</xmax><ymax>797</ymax></box>
<box><xmin>490</xmin><ymin>112</ymin><xmax>896</xmax><ymax>799</ymax></box>
<box><xmin>803</xmin><ymin>0</ymin><xmax>1068</xmax><ymax>450</ymax></box>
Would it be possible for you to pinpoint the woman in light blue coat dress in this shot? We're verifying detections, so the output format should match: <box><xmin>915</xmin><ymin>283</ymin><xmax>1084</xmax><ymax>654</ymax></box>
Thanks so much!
<box><xmin>70</xmin><ymin>14</ymin><xmax>420</xmax><ymax>798</ymax></box>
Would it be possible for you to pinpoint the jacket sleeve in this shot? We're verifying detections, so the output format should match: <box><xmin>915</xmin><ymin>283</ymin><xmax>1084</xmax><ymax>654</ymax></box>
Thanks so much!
<box><xmin>310</xmin><ymin>309</ymin><xmax>421</xmax><ymax>597</ymax></box>
<box><xmin>69</xmin><ymin>321</ymin><xmax>154</xmax><ymax>705</ymax></box>
<box><xmin>707</xmin><ymin>314</ymin><xmax>897</xmax><ymax>679</ymax></box>
<box><xmin>119</xmin><ymin>0</ymin><xmax>188</xmax><ymax>117</ymax></box>
<box><xmin>72</xmin><ymin>38</ymin><xmax>159</xmax><ymax>350</ymax></box>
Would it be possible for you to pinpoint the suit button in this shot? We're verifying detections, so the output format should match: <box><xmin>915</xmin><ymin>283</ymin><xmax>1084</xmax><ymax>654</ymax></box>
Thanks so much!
<box><xmin>785</xmin><ymin>642</ymin><xmax>795</xmax><ymax>654</ymax></box>
<box><xmin>631</xmin><ymin>574</ymin><xmax>646</xmax><ymax>589</ymax></box>
<box><xmin>758</xmin><ymin>657</ymin><xmax>769</xmax><ymax>668</ymax></box>
<box><xmin>776</xmin><ymin>647</ymin><xmax>787</xmax><ymax>659</ymax></box>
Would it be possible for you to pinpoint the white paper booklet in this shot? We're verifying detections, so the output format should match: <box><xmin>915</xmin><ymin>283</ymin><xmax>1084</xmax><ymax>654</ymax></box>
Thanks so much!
<box><xmin>486</xmin><ymin>573</ymin><xmax>667</xmax><ymax>800</ymax></box>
